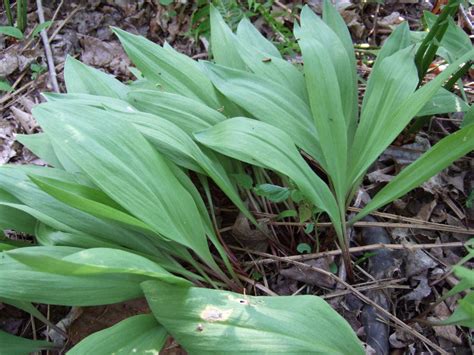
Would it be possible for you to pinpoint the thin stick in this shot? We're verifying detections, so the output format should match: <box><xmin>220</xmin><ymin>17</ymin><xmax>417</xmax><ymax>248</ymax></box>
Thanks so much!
<box><xmin>241</xmin><ymin>241</ymin><xmax>466</xmax><ymax>265</ymax></box>
<box><xmin>322</xmin><ymin>280</ymin><xmax>409</xmax><ymax>300</ymax></box>
<box><xmin>36</xmin><ymin>0</ymin><xmax>60</xmax><ymax>93</ymax></box>
<box><xmin>268</xmin><ymin>220</ymin><xmax>474</xmax><ymax>235</ymax></box>
<box><xmin>255</xmin><ymin>252</ymin><xmax>448</xmax><ymax>355</ymax></box>
<box><xmin>237</xmin><ymin>274</ymin><xmax>278</xmax><ymax>296</ymax></box>
<box><xmin>0</xmin><ymin>61</ymin><xmax>65</xmax><ymax>108</ymax></box>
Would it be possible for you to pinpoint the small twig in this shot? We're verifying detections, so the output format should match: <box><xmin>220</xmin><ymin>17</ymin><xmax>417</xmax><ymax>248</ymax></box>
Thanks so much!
<box><xmin>322</xmin><ymin>279</ymin><xmax>409</xmax><ymax>300</ymax></box>
<box><xmin>36</xmin><ymin>0</ymin><xmax>60</xmax><ymax>93</ymax></box>
<box><xmin>267</xmin><ymin>220</ymin><xmax>474</xmax><ymax>235</ymax></box>
<box><xmin>254</xmin><ymin>252</ymin><xmax>448</xmax><ymax>354</ymax></box>
<box><xmin>47</xmin><ymin>5</ymin><xmax>83</xmax><ymax>44</ymax></box>
<box><xmin>240</xmin><ymin>241</ymin><xmax>465</xmax><ymax>266</ymax></box>
<box><xmin>237</xmin><ymin>274</ymin><xmax>278</xmax><ymax>296</ymax></box>
<box><xmin>0</xmin><ymin>61</ymin><xmax>65</xmax><ymax>108</ymax></box>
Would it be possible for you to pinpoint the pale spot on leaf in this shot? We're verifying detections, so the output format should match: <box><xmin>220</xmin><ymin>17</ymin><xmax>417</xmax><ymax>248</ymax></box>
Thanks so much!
<box><xmin>200</xmin><ymin>306</ymin><xmax>232</xmax><ymax>322</ymax></box>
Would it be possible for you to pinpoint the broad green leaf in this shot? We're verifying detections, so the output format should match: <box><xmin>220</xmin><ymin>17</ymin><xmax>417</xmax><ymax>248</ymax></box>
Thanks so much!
<box><xmin>195</xmin><ymin>117</ymin><xmax>342</xmax><ymax>238</ymax></box>
<box><xmin>128</xmin><ymin>90</ymin><xmax>225</xmax><ymax>135</ymax></box>
<box><xmin>10</xmin><ymin>247</ymin><xmax>189</xmax><ymax>286</ymax></box>
<box><xmin>0</xmin><ymin>25</ymin><xmax>23</xmax><ymax>39</ymax></box>
<box><xmin>29</xmin><ymin>174</ymin><xmax>155</xmax><ymax>232</ymax></box>
<box><xmin>113</xmin><ymin>27</ymin><xmax>220</xmax><ymax>108</ymax></box>
<box><xmin>33</xmin><ymin>223</ymin><xmax>201</xmax><ymax>281</ymax></box>
<box><xmin>299</xmin><ymin>37</ymin><xmax>348</xmax><ymax>204</ymax></box>
<box><xmin>35</xmin><ymin>222</ymin><xmax>123</xmax><ymax>249</ymax></box>
<box><xmin>372</xmin><ymin>22</ymin><xmax>411</xmax><ymax>71</ymax></box>
<box><xmin>233</xmin><ymin>42</ymin><xmax>308</xmax><ymax>104</ymax></box>
<box><xmin>0</xmin><ymin>165</ymin><xmax>164</xmax><ymax>256</ymax></box>
<box><xmin>16</xmin><ymin>133</ymin><xmax>62</xmax><ymax>167</ymax></box>
<box><xmin>350</xmin><ymin>49</ymin><xmax>474</xmax><ymax>187</ymax></box>
<box><xmin>350</xmin><ymin>47</ymin><xmax>418</xmax><ymax>186</ymax></box>
<box><xmin>107</xmin><ymin>109</ymin><xmax>253</xmax><ymax>224</ymax></box>
<box><xmin>236</xmin><ymin>17</ymin><xmax>281</xmax><ymax>58</ymax></box>
<box><xmin>209</xmin><ymin>5</ymin><xmax>246</xmax><ymax>70</ymax></box>
<box><xmin>0</xmin><ymin>204</ymin><xmax>36</xmax><ymax>234</ymax></box>
<box><xmin>142</xmin><ymin>280</ymin><xmax>364</xmax><ymax>354</ymax></box>
<box><xmin>254</xmin><ymin>184</ymin><xmax>290</xmax><ymax>203</ymax></box>
<box><xmin>417</xmin><ymin>88</ymin><xmax>469</xmax><ymax>116</ymax></box>
<box><xmin>202</xmin><ymin>63</ymin><xmax>325</xmax><ymax>166</ymax></box>
<box><xmin>43</xmin><ymin>92</ymin><xmax>134</xmax><ymax>112</ymax></box>
<box><xmin>232</xmin><ymin>19</ymin><xmax>307</xmax><ymax>102</ymax></box>
<box><xmin>0</xmin><ymin>246</ymin><xmax>182</xmax><ymax>305</ymax></box>
<box><xmin>64</xmin><ymin>56</ymin><xmax>128</xmax><ymax>99</ymax></box>
<box><xmin>68</xmin><ymin>314</ymin><xmax>168</xmax><ymax>355</ymax></box>
<box><xmin>300</xmin><ymin>6</ymin><xmax>357</xmax><ymax>135</ymax></box>
<box><xmin>353</xmin><ymin>124</ymin><xmax>474</xmax><ymax>222</ymax></box>
<box><xmin>0</xmin><ymin>330</ymin><xmax>55</xmax><ymax>354</ymax></box>
<box><xmin>322</xmin><ymin>0</ymin><xmax>358</xmax><ymax>123</ymax></box>
<box><xmin>32</xmin><ymin>102</ymin><xmax>219</xmax><ymax>271</ymax></box>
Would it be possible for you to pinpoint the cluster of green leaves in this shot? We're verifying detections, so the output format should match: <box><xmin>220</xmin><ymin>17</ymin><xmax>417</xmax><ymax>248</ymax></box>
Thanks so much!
<box><xmin>1</xmin><ymin>1</ymin><xmax>473</xmax><ymax>352</ymax></box>
<box><xmin>0</xmin><ymin>3</ymin><xmax>375</xmax><ymax>353</ymax></box>
<box><xmin>189</xmin><ymin>0</ymin><xmax>299</xmax><ymax>55</ymax></box>
<box><xmin>1</xmin><ymin>1</ymin><xmax>53</xmax><ymax>92</ymax></box>
<box><xmin>195</xmin><ymin>1</ymin><xmax>474</xmax><ymax>276</ymax></box>
<box><xmin>0</xmin><ymin>0</ymin><xmax>52</xmax><ymax>40</ymax></box>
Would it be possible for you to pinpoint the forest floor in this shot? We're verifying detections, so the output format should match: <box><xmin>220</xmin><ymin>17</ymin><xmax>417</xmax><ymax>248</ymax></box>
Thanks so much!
<box><xmin>0</xmin><ymin>0</ymin><xmax>473</xmax><ymax>354</ymax></box>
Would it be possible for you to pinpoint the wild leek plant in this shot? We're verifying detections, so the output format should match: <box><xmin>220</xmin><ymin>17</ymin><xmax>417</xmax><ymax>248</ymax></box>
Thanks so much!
<box><xmin>0</xmin><ymin>1</ymin><xmax>473</xmax><ymax>353</ymax></box>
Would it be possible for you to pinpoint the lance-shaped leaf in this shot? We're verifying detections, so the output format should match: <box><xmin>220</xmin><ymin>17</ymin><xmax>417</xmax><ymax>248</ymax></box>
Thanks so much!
<box><xmin>63</xmin><ymin>56</ymin><xmax>128</xmax><ymax>99</ymax></box>
<box><xmin>352</xmin><ymin>124</ymin><xmax>474</xmax><ymax>222</ymax></box>
<box><xmin>0</xmin><ymin>330</ymin><xmax>56</xmax><ymax>354</ymax></box>
<box><xmin>299</xmin><ymin>37</ymin><xmax>348</xmax><ymax>204</ymax></box>
<box><xmin>195</xmin><ymin>117</ymin><xmax>342</xmax><ymax>237</ymax></box>
<box><xmin>202</xmin><ymin>63</ymin><xmax>325</xmax><ymax>166</ymax></box>
<box><xmin>128</xmin><ymin>90</ymin><xmax>225</xmax><ymax>135</ymax></box>
<box><xmin>0</xmin><ymin>165</ymin><xmax>162</xmax><ymax>256</ymax></box>
<box><xmin>111</xmin><ymin>109</ymin><xmax>254</xmax><ymax>223</ymax></box>
<box><xmin>43</xmin><ymin>92</ymin><xmax>134</xmax><ymax>112</ymax></box>
<box><xmin>300</xmin><ymin>5</ymin><xmax>358</xmax><ymax>135</ymax></box>
<box><xmin>142</xmin><ymin>280</ymin><xmax>364</xmax><ymax>354</ymax></box>
<box><xmin>10</xmin><ymin>247</ymin><xmax>189</xmax><ymax>285</ymax></box>
<box><xmin>29</xmin><ymin>174</ymin><xmax>155</xmax><ymax>233</ymax></box>
<box><xmin>113</xmin><ymin>27</ymin><xmax>220</xmax><ymax>108</ymax></box>
<box><xmin>350</xmin><ymin>49</ymin><xmax>474</xmax><ymax>186</ymax></box>
<box><xmin>233</xmin><ymin>18</ymin><xmax>307</xmax><ymax>102</ymax></box>
<box><xmin>16</xmin><ymin>133</ymin><xmax>62</xmax><ymax>168</ymax></box>
<box><xmin>209</xmin><ymin>4</ymin><xmax>246</xmax><ymax>70</ymax></box>
<box><xmin>236</xmin><ymin>17</ymin><xmax>281</xmax><ymax>58</ymax></box>
<box><xmin>371</xmin><ymin>21</ymin><xmax>411</xmax><ymax>71</ymax></box>
<box><xmin>68</xmin><ymin>314</ymin><xmax>168</xmax><ymax>355</ymax></box>
<box><xmin>417</xmin><ymin>88</ymin><xmax>469</xmax><ymax>116</ymax></box>
<box><xmin>0</xmin><ymin>246</ymin><xmax>186</xmax><ymax>305</ymax></box>
<box><xmin>350</xmin><ymin>46</ymin><xmax>418</xmax><ymax>187</ymax></box>
<box><xmin>0</xmin><ymin>204</ymin><xmax>36</xmax><ymax>234</ymax></box>
<box><xmin>32</xmin><ymin>102</ymin><xmax>219</xmax><ymax>271</ymax></box>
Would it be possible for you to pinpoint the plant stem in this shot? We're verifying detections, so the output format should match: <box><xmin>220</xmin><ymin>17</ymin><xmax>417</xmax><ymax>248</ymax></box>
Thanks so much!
<box><xmin>3</xmin><ymin>0</ymin><xmax>13</xmax><ymax>26</ymax></box>
<box><xmin>16</xmin><ymin>0</ymin><xmax>27</xmax><ymax>33</ymax></box>
<box><xmin>338</xmin><ymin>203</ymin><xmax>354</xmax><ymax>282</ymax></box>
